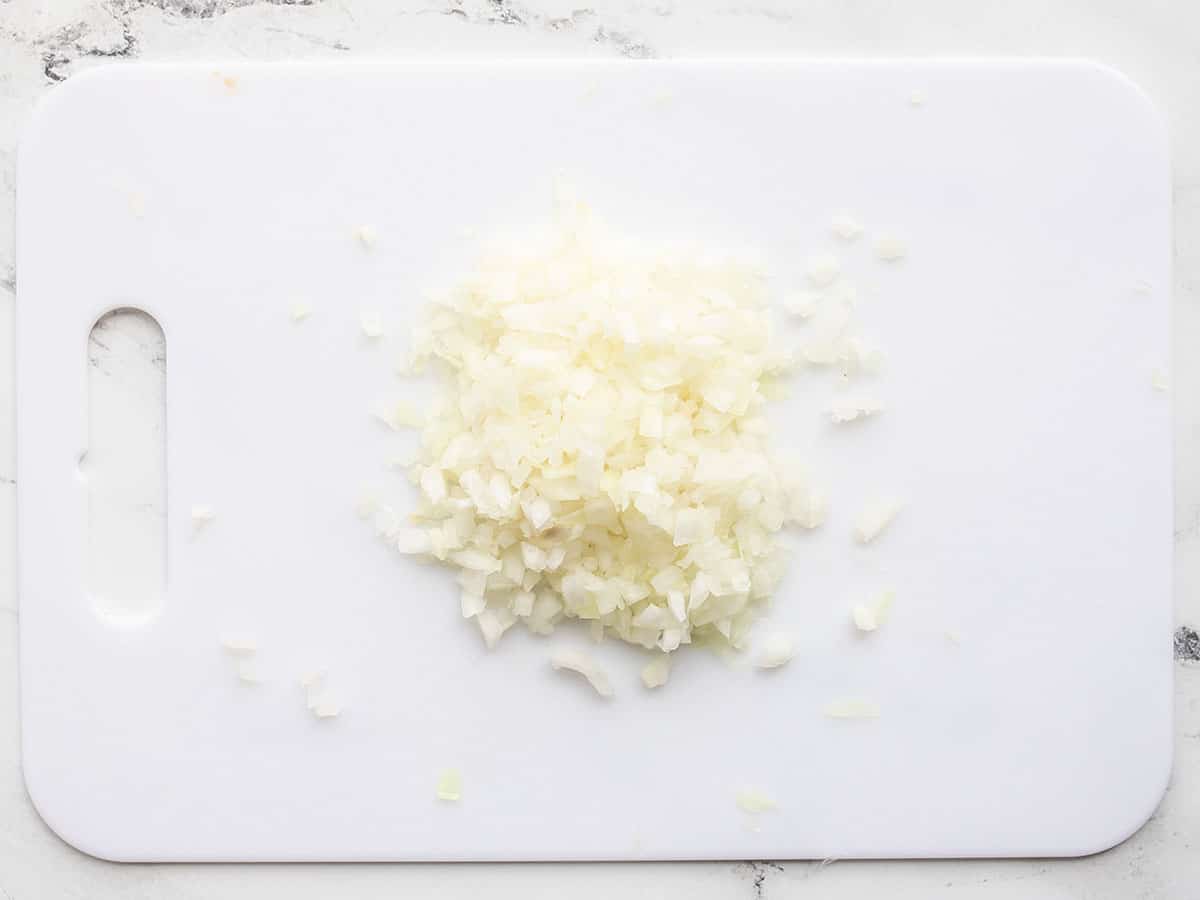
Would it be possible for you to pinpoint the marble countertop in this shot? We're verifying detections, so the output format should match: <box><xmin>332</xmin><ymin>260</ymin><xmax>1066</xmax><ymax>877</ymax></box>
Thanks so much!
<box><xmin>0</xmin><ymin>0</ymin><xmax>1197</xmax><ymax>896</ymax></box>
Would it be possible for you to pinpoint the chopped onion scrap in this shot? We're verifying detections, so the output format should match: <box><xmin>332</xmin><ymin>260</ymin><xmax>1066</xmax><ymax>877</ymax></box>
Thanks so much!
<box><xmin>221</xmin><ymin>635</ymin><xmax>257</xmax><ymax>653</ymax></box>
<box><xmin>360</xmin><ymin>310</ymin><xmax>385</xmax><ymax>339</ymax></box>
<box><xmin>640</xmin><ymin>653</ymin><xmax>671</xmax><ymax>689</ymax></box>
<box><xmin>875</xmin><ymin>236</ymin><xmax>907</xmax><ymax>262</ymax></box>
<box><xmin>376</xmin><ymin>189</ymin><xmax>829</xmax><ymax>656</ymax></box>
<box><xmin>301</xmin><ymin>670</ymin><xmax>341</xmax><ymax>719</ymax></box>
<box><xmin>830</xmin><ymin>400</ymin><xmax>883</xmax><ymax>424</ymax></box>
<box><xmin>1151</xmin><ymin>368</ymin><xmax>1169</xmax><ymax>392</ymax></box>
<box><xmin>551</xmin><ymin>648</ymin><xmax>614</xmax><ymax>698</ymax></box>
<box><xmin>852</xmin><ymin>589</ymin><xmax>895</xmax><ymax>632</ymax></box>
<box><xmin>290</xmin><ymin>303</ymin><xmax>312</xmax><ymax>323</ymax></box>
<box><xmin>236</xmin><ymin>660</ymin><xmax>262</xmax><ymax>684</ymax></box>
<box><xmin>436</xmin><ymin>768</ymin><xmax>463</xmax><ymax>802</ymax></box>
<box><xmin>736</xmin><ymin>789</ymin><xmax>777</xmax><ymax>813</ymax></box>
<box><xmin>755</xmin><ymin>632</ymin><xmax>797</xmax><ymax>669</ymax></box>
<box><xmin>191</xmin><ymin>505</ymin><xmax>216</xmax><ymax>531</ymax></box>
<box><xmin>354</xmin><ymin>225</ymin><xmax>377</xmax><ymax>248</ymax></box>
<box><xmin>823</xmin><ymin>698</ymin><xmax>880</xmax><ymax>719</ymax></box>
<box><xmin>805</xmin><ymin>253</ymin><xmax>841</xmax><ymax>288</ymax></box>
<box><xmin>830</xmin><ymin>214</ymin><xmax>863</xmax><ymax>241</ymax></box>
<box><xmin>854</xmin><ymin>498</ymin><xmax>900</xmax><ymax>544</ymax></box>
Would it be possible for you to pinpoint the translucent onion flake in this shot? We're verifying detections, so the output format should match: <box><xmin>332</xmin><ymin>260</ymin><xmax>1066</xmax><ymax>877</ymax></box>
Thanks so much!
<box><xmin>823</xmin><ymin>698</ymin><xmax>880</xmax><ymax>719</ymax></box>
<box><xmin>1151</xmin><ymin>368</ymin><xmax>1169</xmax><ymax>392</ymax></box>
<box><xmin>236</xmin><ymin>660</ymin><xmax>262</xmax><ymax>684</ymax></box>
<box><xmin>640</xmin><ymin>654</ymin><xmax>671</xmax><ymax>689</ymax></box>
<box><xmin>736</xmin><ymin>789</ymin><xmax>777</xmax><ymax>813</ymax></box>
<box><xmin>755</xmin><ymin>632</ymin><xmax>797</xmax><ymax>669</ymax></box>
<box><xmin>436</xmin><ymin>768</ymin><xmax>463</xmax><ymax>802</ymax></box>
<box><xmin>830</xmin><ymin>214</ymin><xmax>863</xmax><ymax>241</ymax></box>
<box><xmin>220</xmin><ymin>635</ymin><xmax>257</xmax><ymax>653</ymax></box>
<box><xmin>805</xmin><ymin>253</ymin><xmax>840</xmax><ymax>287</ymax></box>
<box><xmin>354</xmin><ymin>224</ymin><xmax>377</xmax><ymax>248</ymax></box>
<box><xmin>852</xmin><ymin>589</ymin><xmax>894</xmax><ymax>633</ymax></box>
<box><xmin>550</xmin><ymin>648</ymin><xmax>614</xmax><ymax>698</ymax></box>
<box><xmin>853</xmin><ymin>498</ymin><xmax>900</xmax><ymax>544</ymax></box>
<box><xmin>875</xmin><ymin>236</ymin><xmax>907</xmax><ymax>262</ymax></box>
<box><xmin>371</xmin><ymin>186</ymin><xmax>828</xmax><ymax>657</ymax></box>
<box><xmin>830</xmin><ymin>400</ymin><xmax>883</xmax><ymax>424</ymax></box>
<box><xmin>360</xmin><ymin>310</ymin><xmax>385</xmax><ymax>339</ymax></box>
<box><xmin>191</xmin><ymin>505</ymin><xmax>216</xmax><ymax>530</ymax></box>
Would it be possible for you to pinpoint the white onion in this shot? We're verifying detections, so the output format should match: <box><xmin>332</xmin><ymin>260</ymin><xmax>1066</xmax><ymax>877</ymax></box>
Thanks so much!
<box><xmin>436</xmin><ymin>769</ymin><xmax>462</xmax><ymax>802</ymax></box>
<box><xmin>755</xmin><ymin>632</ymin><xmax>796</xmax><ymax>669</ymax></box>
<box><xmin>853</xmin><ymin>498</ymin><xmax>900</xmax><ymax>544</ymax></box>
<box><xmin>550</xmin><ymin>648</ymin><xmax>614</xmax><ymax>698</ymax></box>
<box><xmin>640</xmin><ymin>654</ymin><xmax>671</xmax><ymax>689</ymax></box>
<box><xmin>736</xmin><ymin>789</ymin><xmax>777</xmax><ymax>813</ymax></box>
<box><xmin>374</xmin><ymin>188</ymin><xmax>832</xmax><ymax>656</ymax></box>
<box><xmin>875</xmin><ymin>236</ymin><xmax>907</xmax><ymax>262</ymax></box>
<box><xmin>823</xmin><ymin>698</ymin><xmax>880</xmax><ymax>719</ymax></box>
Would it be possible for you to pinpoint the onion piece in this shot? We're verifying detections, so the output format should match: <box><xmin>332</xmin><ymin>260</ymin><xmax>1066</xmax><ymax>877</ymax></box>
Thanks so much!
<box><xmin>854</xmin><ymin>498</ymin><xmax>900</xmax><ymax>544</ymax></box>
<box><xmin>436</xmin><ymin>769</ymin><xmax>463</xmax><ymax>802</ymax></box>
<box><xmin>830</xmin><ymin>214</ymin><xmax>863</xmax><ymax>241</ymax></box>
<box><xmin>875</xmin><ymin>236</ymin><xmax>907</xmax><ymax>262</ymax></box>
<box><xmin>641</xmin><ymin>654</ymin><xmax>671</xmax><ymax>689</ymax></box>
<box><xmin>550</xmin><ymin>649</ymin><xmax>614</xmax><ymax>698</ymax></box>
<box><xmin>360</xmin><ymin>310</ymin><xmax>384</xmax><ymax>339</ymax></box>
<box><xmin>755</xmin><ymin>632</ymin><xmax>796</xmax><ymax>669</ymax></box>
<box><xmin>823</xmin><ymin>698</ymin><xmax>880</xmax><ymax>719</ymax></box>
<box><xmin>736</xmin><ymin>789</ymin><xmax>777</xmax><ymax>813</ymax></box>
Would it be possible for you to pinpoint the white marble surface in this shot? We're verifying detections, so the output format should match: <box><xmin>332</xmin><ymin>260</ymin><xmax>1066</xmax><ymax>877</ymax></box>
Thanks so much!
<box><xmin>1</xmin><ymin>0</ymin><xmax>1199</xmax><ymax>896</ymax></box>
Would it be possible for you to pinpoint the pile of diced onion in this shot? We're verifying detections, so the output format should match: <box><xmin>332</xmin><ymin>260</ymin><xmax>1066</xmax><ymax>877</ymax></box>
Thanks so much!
<box><xmin>387</xmin><ymin>190</ymin><xmax>830</xmax><ymax>654</ymax></box>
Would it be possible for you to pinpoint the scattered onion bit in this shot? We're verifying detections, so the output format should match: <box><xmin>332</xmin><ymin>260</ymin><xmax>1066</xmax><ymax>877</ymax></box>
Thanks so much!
<box><xmin>805</xmin><ymin>253</ymin><xmax>840</xmax><ymax>288</ymax></box>
<box><xmin>830</xmin><ymin>214</ymin><xmax>863</xmax><ymax>241</ymax></box>
<box><xmin>191</xmin><ymin>505</ymin><xmax>216</xmax><ymax>530</ymax></box>
<box><xmin>852</xmin><ymin>604</ymin><xmax>879</xmax><ymax>632</ymax></box>
<box><xmin>875</xmin><ymin>236</ymin><xmax>907</xmax><ymax>262</ymax></box>
<box><xmin>830</xmin><ymin>400</ymin><xmax>882</xmax><ymax>424</ymax></box>
<box><xmin>436</xmin><ymin>768</ymin><xmax>463</xmax><ymax>802</ymax></box>
<box><xmin>354</xmin><ymin>225</ymin><xmax>377</xmax><ymax>248</ymax></box>
<box><xmin>736</xmin><ymin>789</ymin><xmax>777</xmax><ymax>813</ymax></box>
<box><xmin>220</xmin><ymin>635</ymin><xmax>257</xmax><ymax>654</ymax></box>
<box><xmin>290</xmin><ymin>303</ymin><xmax>312</xmax><ymax>323</ymax></box>
<box><xmin>360</xmin><ymin>311</ymin><xmax>384</xmax><ymax>339</ymax></box>
<box><xmin>550</xmin><ymin>648</ymin><xmax>614</xmax><ymax>698</ymax></box>
<box><xmin>755</xmin><ymin>632</ymin><xmax>796</xmax><ymax>669</ymax></box>
<box><xmin>852</xmin><ymin>589</ymin><xmax>894</xmax><ymax>632</ymax></box>
<box><xmin>853</xmin><ymin>498</ymin><xmax>900</xmax><ymax>544</ymax></box>
<box><xmin>1151</xmin><ymin>368</ymin><xmax>1169</xmax><ymax>392</ymax></box>
<box><xmin>640</xmin><ymin>653</ymin><xmax>671</xmax><ymax>689</ymax></box>
<box><xmin>236</xmin><ymin>660</ymin><xmax>262</xmax><ymax>684</ymax></box>
<box><xmin>373</xmin><ymin>400</ymin><xmax>425</xmax><ymax>431</ymax></box>
<box><xmin>310</xmin><ymin>695</ymin><xmax>341</xmax><ymax>719</ymax></box>
<box><xmin>781</xmin><ymin>290</ymin><xmax>820</xmax><ymax>319</ymax></box>
<box><xmin>909</xmin><ymin>90</ymin><xmax>926</xmax><ymax>108</ymax></box>
<box><xmin>823</xmin><ymin>698</ymin><xmax>880</xmax><ymax>719</ymax></box>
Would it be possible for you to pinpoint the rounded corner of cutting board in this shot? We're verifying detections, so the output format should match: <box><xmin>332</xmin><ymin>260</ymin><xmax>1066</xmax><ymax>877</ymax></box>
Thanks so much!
<box><xmin>22</xmin><ymin>755</ymin><xmax>132</xmax><ymax>863</ymax></box>
<box><xmin>1058</xmin><ymin>58</ymin><xmax>1169</xmax><ymax>153</ymax></box>
<box><xmin>1060</xmin><ymin>744</ymin><xmax>1172</xmax><ymax>859</ymax></box>
<box><xmin>18</xmin><ymin>65</ymin><xmax>128</xmax><ymax>166</ymax></box>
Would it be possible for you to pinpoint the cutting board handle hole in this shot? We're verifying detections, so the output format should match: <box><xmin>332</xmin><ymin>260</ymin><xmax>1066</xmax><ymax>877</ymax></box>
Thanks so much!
<box><xmin>85</xmin><ymin>308</ymin><xmax>166</xmax><ymax>627</ymax></box>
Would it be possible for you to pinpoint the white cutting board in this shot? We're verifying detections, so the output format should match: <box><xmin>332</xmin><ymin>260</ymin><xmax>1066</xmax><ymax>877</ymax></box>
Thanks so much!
<box><xmin>16</xmin><ymin>60</ymin><xmax>1171</xmax><ymax>861</ymax></box>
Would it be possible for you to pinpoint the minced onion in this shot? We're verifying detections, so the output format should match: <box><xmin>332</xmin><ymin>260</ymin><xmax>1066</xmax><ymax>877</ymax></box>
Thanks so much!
<box><xmin>381</xmin><ymin>187</ymin><xmax>832</xmax><ymax>655</ymax></box>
